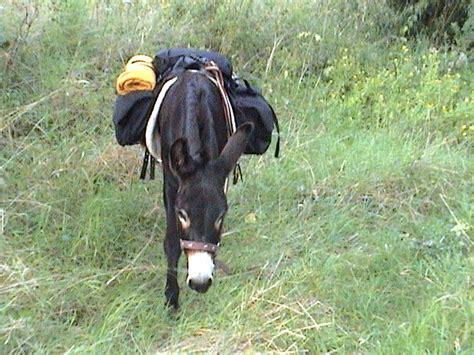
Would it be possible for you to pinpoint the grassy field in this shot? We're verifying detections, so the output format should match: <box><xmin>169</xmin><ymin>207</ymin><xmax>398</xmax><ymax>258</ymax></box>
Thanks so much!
<box><xmin>1</xmin><ymin>0</ymin><xmax>473</xmax><ymax>353</ymax></box>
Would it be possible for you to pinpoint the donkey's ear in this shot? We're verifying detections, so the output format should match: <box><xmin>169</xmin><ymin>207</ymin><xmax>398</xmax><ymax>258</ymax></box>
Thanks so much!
<box><xmin>169</xmin><ymin>138</ymin><xmax>196</xmax><ymax>178</ymax></box>
<box><xmin>216</xmin><ymin>122</ymin><xmax>254</xmax><ymax>177</ymax></box>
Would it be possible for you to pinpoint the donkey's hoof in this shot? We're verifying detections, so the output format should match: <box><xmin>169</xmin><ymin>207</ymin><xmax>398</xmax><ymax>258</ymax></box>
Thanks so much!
<box><xmin>167</xmin><ymin>304</ymin><xmax>180</xmax><ymax>319</ymax></box>
<box><xmin>165</xmin><ymin>288</ymin><xmax>179</xmax><ymax>310</ymax></box>
<box><xmin>165</xmin><ymin>298</ymin><xmax>179</xmax><ymax>311</ymax></box>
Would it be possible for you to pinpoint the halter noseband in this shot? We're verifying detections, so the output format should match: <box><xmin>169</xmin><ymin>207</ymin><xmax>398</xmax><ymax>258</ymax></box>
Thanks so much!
<box><xmin>180</xmin><ymin>239</ymin><xmax>219</xmax><ymax>254</ymax></box>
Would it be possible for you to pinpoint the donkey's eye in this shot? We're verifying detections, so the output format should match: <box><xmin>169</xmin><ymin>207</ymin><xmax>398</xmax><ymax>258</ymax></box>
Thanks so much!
<box><xmin>177</xmin><ymin>209</ymin><xmax>190</xmax><ymax>229</ymax></box>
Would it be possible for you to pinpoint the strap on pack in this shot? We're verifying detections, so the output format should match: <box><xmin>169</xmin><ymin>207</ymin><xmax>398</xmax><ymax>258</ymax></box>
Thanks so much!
<box><xmin>271</xmin><ymin>104</ymin><xmax>280</xmax><ymax>158</ymax></box>
<box><xmin>233</xmin><ymin>163</ymin><xmax>243</xmax><ymax>184</ymax></box>
<box><xmin>140</xmin><ymin>149</ymin><xmax>156</xmax><ymax>180</ymax></box>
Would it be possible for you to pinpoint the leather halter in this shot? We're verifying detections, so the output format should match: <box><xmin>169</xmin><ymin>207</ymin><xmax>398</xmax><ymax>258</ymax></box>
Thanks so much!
<box><xmin>180</xmin><ymin>239</ymin><xmax>219</xmax><ymax>254</ymax></box>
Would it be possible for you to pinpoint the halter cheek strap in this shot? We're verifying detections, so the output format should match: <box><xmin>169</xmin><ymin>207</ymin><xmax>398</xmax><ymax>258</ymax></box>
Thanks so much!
<box><xmin>180</xmin><ymin>239</ymin><xmax>219</xmax><ymax>254</ymax></box>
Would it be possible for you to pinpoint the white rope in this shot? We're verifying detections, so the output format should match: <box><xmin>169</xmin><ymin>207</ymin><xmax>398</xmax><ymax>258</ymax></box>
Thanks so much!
<box><xmin>145</xmin><ymin>76</ymin><xmax>178</xmax><ymax>163</ymax></box>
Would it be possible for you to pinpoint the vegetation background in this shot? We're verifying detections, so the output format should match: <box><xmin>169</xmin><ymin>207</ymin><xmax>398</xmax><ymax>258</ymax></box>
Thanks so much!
<box><xmin>1</xmin><ymin>0</ymin><xmax>472</xmax><ymax>352</ymax></box>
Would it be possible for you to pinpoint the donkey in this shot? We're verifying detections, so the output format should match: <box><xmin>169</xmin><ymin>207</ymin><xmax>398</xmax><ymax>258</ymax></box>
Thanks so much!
<box><xmin>158</xmin><ymin>69</ymin><xmax>253</xmax><ymax>309</ymax></box>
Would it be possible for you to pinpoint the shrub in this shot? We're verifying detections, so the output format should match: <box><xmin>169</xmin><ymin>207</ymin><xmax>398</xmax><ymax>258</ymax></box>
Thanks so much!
<box><xmin>388</xmin><ymin>0</ymin><xmax>473</xmax><ymax>47</ymax></box>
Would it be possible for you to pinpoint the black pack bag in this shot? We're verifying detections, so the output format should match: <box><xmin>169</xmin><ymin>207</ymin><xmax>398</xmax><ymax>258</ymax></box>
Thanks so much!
<box><xmin>231</xmin><ymin>80</ymin><xmax>280</xmax><ymax>157</ymax></box>
<box><xmin>112</xmin><ymin>90</ymin><xmax>155</xmax><ymax>146</ymax></box>
<box><xmin>154</xmin><ymin>48</ymin><xmax>233</xmax><ymax>81</ymax></box>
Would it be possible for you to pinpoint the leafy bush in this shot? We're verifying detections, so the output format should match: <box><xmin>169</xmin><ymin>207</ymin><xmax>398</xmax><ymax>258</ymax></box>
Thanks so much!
<box><xmin>388</xmin><ymin>0</ymin><xmax>473</xmax><ymax>46</ymax></box>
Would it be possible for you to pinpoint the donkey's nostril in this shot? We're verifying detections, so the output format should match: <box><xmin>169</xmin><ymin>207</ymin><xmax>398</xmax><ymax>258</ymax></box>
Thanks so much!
<box><xmin>188</xmin><ymin>277</ymin><xmax>213</xmax><ymax>293</ymax></box>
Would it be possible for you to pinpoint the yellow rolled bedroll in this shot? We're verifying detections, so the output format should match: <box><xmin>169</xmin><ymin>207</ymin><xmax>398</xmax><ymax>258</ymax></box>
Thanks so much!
<box><xmin>116</xmin><ymin>55</ymin><xmax>156</xmax><ymax>95</ymax></box>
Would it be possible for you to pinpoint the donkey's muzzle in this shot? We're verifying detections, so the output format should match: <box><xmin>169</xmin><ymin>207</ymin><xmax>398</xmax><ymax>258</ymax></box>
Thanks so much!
<box><xmin>186</xmin><ymin>250</ymin><xmax>215</xmax><ymax>294</ymax></box>
<box><xmin>188</xmin><ymin>277</ymin><xmax>212</xmax><ymax>293</ymax></box>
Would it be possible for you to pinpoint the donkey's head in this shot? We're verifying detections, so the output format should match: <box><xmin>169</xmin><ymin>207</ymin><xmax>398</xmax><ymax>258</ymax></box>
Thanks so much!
<box><xmin>169</xmin><ymin>123</ymin><xmax>253</xmax><ymax>293</ymax></box>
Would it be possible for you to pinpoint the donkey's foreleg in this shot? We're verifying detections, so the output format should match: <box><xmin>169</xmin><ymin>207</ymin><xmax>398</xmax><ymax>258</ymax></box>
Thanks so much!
<box><xmin>164</xmin><ymin>230</ymin><xmax>181</xmax><ymax>309</ymax></box>
<box><xmin>163</xmin><ymin>181</ymin><xmax>181</xmax><ymax>309</ymax></box>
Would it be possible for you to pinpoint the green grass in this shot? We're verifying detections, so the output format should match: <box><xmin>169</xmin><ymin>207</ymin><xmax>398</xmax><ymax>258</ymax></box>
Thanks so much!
<box><xmin>1</xmin><ymin>0</ymin><xmax>473</xmax><ymax>353</ymax></box>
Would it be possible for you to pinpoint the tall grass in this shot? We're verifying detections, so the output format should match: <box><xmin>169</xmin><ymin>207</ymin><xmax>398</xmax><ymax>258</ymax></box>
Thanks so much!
<box><xmin>1</xmin><ymin>0</ymin><xmax>472</xmax><ymax>353</ymax></box>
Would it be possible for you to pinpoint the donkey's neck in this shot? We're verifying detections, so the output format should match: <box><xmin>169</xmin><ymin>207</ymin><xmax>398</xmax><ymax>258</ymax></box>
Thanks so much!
<box><xmin>183</xmin><ymin>76</ymin><xmax>225</xmax><ymax>164</ymax></box>
<box><xmin>161</xmin><ymin>70</ymin><xmax>227</xmax><ymax>167</ymax></box>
